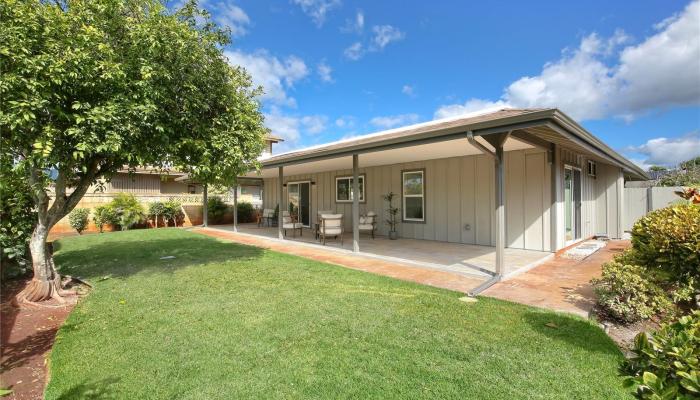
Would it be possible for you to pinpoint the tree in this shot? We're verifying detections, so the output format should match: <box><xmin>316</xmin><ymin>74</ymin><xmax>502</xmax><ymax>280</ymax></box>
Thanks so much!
<box><xmin>0</xmin><ymin>0</ymin><xmax>267</xmax><ymax>302</ymax></box>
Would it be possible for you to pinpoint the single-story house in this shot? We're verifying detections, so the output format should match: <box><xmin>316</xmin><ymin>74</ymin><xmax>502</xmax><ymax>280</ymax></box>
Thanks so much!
<box><xmin>239</xmin><ymin>108</ymin><xmax>647</xmax><ymax>284</ymax></box>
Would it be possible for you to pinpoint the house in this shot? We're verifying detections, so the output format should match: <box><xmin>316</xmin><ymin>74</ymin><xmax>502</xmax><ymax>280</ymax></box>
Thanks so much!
<box><xmin>237</xmin><ymin>108</ymin><xmax>647</xmax><ymax>286</ymax></box>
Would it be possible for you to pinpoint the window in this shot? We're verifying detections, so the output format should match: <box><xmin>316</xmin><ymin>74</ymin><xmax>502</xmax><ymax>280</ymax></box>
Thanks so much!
<box><xmin>187</xmin><ymin>184</ymin><xmax>196</xmax><ymax>194</ymax></box>
<box><xmin>402</xmin><ymin>170</ymin><xmax>425</xmax><ymax>222</ymax></box>
<box><xmin>587</xmin><ymin>160</ymin><xmax>597</xmax><ymax>177</ymax></box>
<box><xmin>335</xmin><ymin>175</ymin><xmax>365</xmax><ymax>203</ymax></box>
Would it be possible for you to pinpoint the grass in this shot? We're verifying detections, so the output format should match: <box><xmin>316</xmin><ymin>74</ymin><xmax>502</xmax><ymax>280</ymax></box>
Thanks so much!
<box><xmin>45</xmin><ymin>228</ymin><xmax>628</xmax><ymax>399</ymax></box>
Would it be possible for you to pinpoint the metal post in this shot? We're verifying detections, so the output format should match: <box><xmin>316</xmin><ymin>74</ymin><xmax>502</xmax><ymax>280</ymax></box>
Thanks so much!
<box><xmin>352</xmin><ymin>154</ymin><xmax>360</xmax><ymax>253</ymax></box>
<box><xmin>550</xmin><ymin>143</ymin><xmax>560</xmax><ymax>252</ymax></box>
<box><xmin>495</xmin><ymin>146</ymin><xmax>505</xmax><ymax>276</ymax></box>
<box><xmin>278</xmin><ymin>166</ymin><xmax>284</xmax><ymax>239</ymax></box>
<box><xmin>233</xmin><ymin>183</ymin><xmax>238</xmax><ymax>232</ymax></box>
<box><xmin>202</xmin><ymin>183</ymin><xmax>208</xmax><ymax>227</ymax></box>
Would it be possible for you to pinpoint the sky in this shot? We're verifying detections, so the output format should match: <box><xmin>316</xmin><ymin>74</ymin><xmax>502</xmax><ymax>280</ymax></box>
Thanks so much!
<box><xmin>178</xmin><ymin>0</ymin><xmax>699</xmax><ymax>169</ymax></box>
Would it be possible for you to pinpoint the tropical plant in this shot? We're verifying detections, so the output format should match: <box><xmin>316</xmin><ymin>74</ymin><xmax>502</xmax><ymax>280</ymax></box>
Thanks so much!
<box><xmin>1</xmin><ymin>0</ymin><xmax>267</xmax><ymax>301</ymax></box>
<box><xmin>162</xmin><ymin>200</ymin><xmax>183</xmax><ymax>227</ymax></box>
<box><xmin>675</xmin><ymin>187</ymin><xmax>700</xmax><ymax>204</ymax></box>
<box><xmin>68</xmin><ymin>208</ymin><xmax>90</xmax><ymax>234</ymax></box>
<box><xmin>207</xmin><ymin>196</ymin><xmax>228</xmax><ymax>224</ymax></box>
<box><xmin>592</xmin><ymin>262</ymin><xmax>672</xmax><ymax>323</ymax></box>
<box><xmin>383</xmin><ymin>192</ymin><xmax>400</xmax><ymax>233</ymax></box>
<box><xmin>109</xmin><ymin>194</ymin><xmax>144</xmax><ymax>230</ymax></box>
<box><xmin>0</xmin><ymin>160</ymin><xmax>35</xmax><ymax>278</ymax></box>
<box><xmin>92</xmin><ymin>205</ymin><xmax>115</xmax><ymax>233</ymax></box>
<box><xmin>148</xmin><ymin>202</ymin><xmax>166</xmax><ymax>228</ymax></box>
<box><xmin>621</xmin><ymin>311</ymin><xmax>700</xmax><ymax>399</ymax></box>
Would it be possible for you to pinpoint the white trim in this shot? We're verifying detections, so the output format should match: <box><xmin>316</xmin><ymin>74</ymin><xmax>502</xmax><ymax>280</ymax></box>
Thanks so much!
<box><xmin>402</xmin><ymin>170</ymin><xmax>425</xmax><ymax>222</ymax></box>
<box><xmin>563</xmin><ymin>165</ymin><xmax>582</xmax><ymax>246</ymax></box>
<box><xmin>335</xmin><ymin>175</ymin><xmax>365</xmax><ymax>203</ymax></box>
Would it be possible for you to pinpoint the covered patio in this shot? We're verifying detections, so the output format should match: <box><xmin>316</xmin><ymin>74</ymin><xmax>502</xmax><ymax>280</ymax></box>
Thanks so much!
<box><xmin>213</xmin><ymin>223</ymin><xmax>552</xmax><ymax>280</ymax></box>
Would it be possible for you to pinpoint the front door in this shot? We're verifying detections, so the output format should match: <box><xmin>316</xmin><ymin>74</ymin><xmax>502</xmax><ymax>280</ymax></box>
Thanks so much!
<box><xmin>287</xmin><ymin>182</ymin><xmax>311</xmax><ymax>227</ymax></box>
<box><xmin>564</xmin><ymin>166</ymin><xmax>582</xmax><ymax>243</ymax></box>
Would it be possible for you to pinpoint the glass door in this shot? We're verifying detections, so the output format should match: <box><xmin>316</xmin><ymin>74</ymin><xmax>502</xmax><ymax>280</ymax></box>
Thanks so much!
<box><xmin>287</xmin><ymin>182</ymin><xmax>311</xmax><ymax>227</ymax></box>
<box><xmin>564</xmin><ymin>166</ymin><xmax>582</xmax><ymax>243</ymax></box>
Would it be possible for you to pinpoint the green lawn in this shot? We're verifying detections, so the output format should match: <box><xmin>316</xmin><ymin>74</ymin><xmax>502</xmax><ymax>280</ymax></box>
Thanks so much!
<box><xmin>45</xmin><ymin>228</ymin><xmax>627</xmax><ymax>399</ymax></box>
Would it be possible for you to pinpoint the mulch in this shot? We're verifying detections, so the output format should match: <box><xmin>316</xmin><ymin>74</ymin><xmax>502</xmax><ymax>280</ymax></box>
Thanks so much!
<box><xmin>1</xmin><ymin>277</ymin><xmax>77</xmax><ymax>400</ymax></box>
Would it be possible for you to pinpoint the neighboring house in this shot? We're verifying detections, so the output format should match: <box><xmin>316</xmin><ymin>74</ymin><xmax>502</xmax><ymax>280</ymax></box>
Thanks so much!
<box><xmin>244</xmin><ymin>108</ymin><xmax>648</xmax><ymax>276</ymax></box>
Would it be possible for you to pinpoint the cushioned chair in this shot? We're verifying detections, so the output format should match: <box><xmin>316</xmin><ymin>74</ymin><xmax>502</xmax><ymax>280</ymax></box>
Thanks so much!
<box><xmin>282</xmin><ymin>211</ymin><xmax>303</xmax><ymax>237</ymax></box>
<box><xmin>319</xmin><ymin>214</ymin><xmax>343</xmax><ymax>245</ymax></box>
<box><xmin>358</xmin><ymin>211</ymin><xmax>377</xmax><ymax>239</ymax></box>
<box><xmin>260</xmin><ymin>208</ymin><xmax>275</xmax><ymax>227</ymax></box>
<box><xmin>315</xmin><ymin>210</ymin><xmax>334</xmax><ymax>239</ymax></box>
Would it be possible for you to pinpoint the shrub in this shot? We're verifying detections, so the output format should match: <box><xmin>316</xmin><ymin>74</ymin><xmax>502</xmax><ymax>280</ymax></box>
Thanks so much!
<box><xmin>92</xmin><ymin>205</ymin><xmax>116</xmax><ymax>233</ymax></box>
<box><xmin>236</xmin><ymin>201</ymin><xmax>255</xmax><ymax>223</ymax></box>
<box><xmin>0</xmin><ymin>164</ymin><xmax>35</xmax><ymax>278</ymax></box>
<box><xmin>631</xmin><ymin>203</ymin><xmax>700</xmax><ymax>286</ymax></box>
<box><xmin>592</xmin><ymin>262</ymin><xmax>672</xmax><ymax>323</ymax></box>
<box><xmin>621</xmin><ymin>311</ymin><xmax>700</xmax><ymax>399</ymax></box>
<box><xmin>207</xmin><ymin>196</ymin><xmax>228</xmax><ymax>224</ymax></box>
<box><xmin>110</xmin><ymin>193</ymin><xmax>145</xmax><ymax>230</ymax></box>
<box><xmin>68</xmin><ymin>208</ymin><xmax>90</xmax><ymax>234</ymax></box>
<box><xmin>148</xmin><ymin>201</ymin><xmax>166</xmax><ymax>227</ymax></box>
<box><xmin>162</xmin><ymin>200</ymin><xmax>183</xmax><ymax>226</ymax></box>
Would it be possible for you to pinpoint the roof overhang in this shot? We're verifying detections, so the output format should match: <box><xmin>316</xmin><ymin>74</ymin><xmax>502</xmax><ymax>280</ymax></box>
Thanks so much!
<box><xmin>252</xmin><ymin>108</ymin><xmax>648</xmax><ymax>180</ymax></box>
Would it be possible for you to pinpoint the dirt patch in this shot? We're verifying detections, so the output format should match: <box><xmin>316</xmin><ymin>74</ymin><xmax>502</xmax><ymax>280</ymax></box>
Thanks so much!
<box><xmin>1</xmin><ymin>277</ymin><xmax>77</xmax><ymax>400</ymax></box>
<box><xmin>597</xmin><ymin>315</ymin><xmax>660</xmax><ymax>353</ymax></box>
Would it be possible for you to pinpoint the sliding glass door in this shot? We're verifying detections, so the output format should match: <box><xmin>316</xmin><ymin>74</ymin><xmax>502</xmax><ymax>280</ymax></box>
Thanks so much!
<box><xmin>287</xmin><ymin>181</ymin><xmax>311</xmax><ymax>227</ymax></box>
<box><xmin>564</xmin><ymin>166</ymin><xmax>582</xmax><ymax>243</ymax></box>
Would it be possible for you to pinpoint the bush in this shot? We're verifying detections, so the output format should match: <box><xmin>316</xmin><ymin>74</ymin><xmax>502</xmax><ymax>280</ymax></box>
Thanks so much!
<box><xmin>68</xmin><ymin>208</ymin><xmax>90</xmax><ymax>234</ymax></box>
<box><xmin>162</xmin><ymin>200</ymin><xmax>183</xmax><ymax>226</ymax></box>
<box><xmin>207</xmin><ymin>196</ymin><xmax>228</xmax><ymax>224</ymax></box>
<box><xmin>621</xmin><ymin>311</ymin><xmax>700</xmax><ymax>399</ymax></box>
<box><xmin>592</xmin><ymin>262</ymin><xmax>672</xmax><ymax>323</ymax></box>
<box><xmin>148</xmin><ymin>201</ymin><xmax>166</xmax><ymax>227</ymax></box>
<box><xmin>92</xmin><ymin>205</ymin><xmax>116</xmax><ymax>233</ymax></box>
<box><xmin>631</xmin><ymin>203</ymin><xmax>700</xmax><ymax>285</ymax></box>
<box><xmin>110</xmin><ymin>193</ymin><xmax>145</xmax><ymax>230</ymax></box>
<box><xmin>236</xmin><ymin>201</ymin><xmax>255</xmax><ymax>223</ymax></box>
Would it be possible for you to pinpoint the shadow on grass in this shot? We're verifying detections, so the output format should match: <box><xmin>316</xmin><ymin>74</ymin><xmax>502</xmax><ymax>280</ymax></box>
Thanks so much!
<box><xmin>523</xmin><ymin>310</ymin><xmax>622</xmax><ymax>356</ymax></box>
<box><xmin>53</xmin><ymin>377</ymin><xmax>121</xmax><ymax>400</ymax></box>
<box><xmin>52</xmin><ymin>231</ymin><xmax>264</xmax><ymax>281</ymax></box>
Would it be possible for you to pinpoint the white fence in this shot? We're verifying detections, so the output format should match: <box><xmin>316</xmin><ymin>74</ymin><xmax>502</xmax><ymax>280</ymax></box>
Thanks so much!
<box><xmin>622</xmin><ymin>186</ymin><xmax>684</xmax><ymax>233</ymax></box>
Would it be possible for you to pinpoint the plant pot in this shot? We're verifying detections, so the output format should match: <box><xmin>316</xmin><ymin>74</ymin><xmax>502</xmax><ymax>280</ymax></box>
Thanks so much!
<box><xmin>388</xmin><ymin>231</ymin><xmax>398</xmax><ymax>240</ymax></box>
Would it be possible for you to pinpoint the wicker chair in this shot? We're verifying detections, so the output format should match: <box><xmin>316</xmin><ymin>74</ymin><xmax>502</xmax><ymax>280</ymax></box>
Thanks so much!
<box><xmin>318</xmin><ymin>214</ymin><xmax>343</xmax><ymax>245</ymax></box>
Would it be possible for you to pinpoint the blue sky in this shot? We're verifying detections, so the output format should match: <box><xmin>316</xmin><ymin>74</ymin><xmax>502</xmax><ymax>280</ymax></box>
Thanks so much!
<box><xmin>183</xmin><ymin>0</ymin><xmax>699</xmax><ymax>168</ymax></box>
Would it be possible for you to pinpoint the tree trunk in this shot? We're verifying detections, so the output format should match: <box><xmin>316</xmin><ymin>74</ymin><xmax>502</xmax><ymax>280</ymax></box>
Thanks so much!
<box><xmin>19</xmin><ymin>221</ymin><xmax>62</xmax><ymax>302</ymax></box>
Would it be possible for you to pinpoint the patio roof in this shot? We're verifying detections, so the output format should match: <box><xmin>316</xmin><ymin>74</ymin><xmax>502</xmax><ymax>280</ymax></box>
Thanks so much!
<box><xmin>252</xmin><ymin>108</ymin><xmax>648</xmax><ymax>180</ymax></box>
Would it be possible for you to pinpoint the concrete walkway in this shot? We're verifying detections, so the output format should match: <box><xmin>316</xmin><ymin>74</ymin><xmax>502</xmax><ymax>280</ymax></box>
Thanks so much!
<box><xmin>193</xmin><ymin>227</ymin><xmax>487</xmax><ymax>293</ymax></box>
<box><xmin>483</xmin><ymin>240</ymin><xmax>630</xmax><ymax>317</ymax></box>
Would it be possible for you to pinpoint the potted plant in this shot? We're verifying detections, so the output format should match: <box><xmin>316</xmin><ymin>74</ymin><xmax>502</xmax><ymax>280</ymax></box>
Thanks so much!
<box><xmin>383</xmin><ymin>192</ymin><xmax>400</xmax><ymax>240</ymax></box>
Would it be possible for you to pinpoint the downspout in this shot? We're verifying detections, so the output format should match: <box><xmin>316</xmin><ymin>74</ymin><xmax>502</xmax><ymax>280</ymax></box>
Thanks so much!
<box><xmin>466</xmin><ymin>130</ymin><xmax>505</xmax><ymax>296</ymax></box>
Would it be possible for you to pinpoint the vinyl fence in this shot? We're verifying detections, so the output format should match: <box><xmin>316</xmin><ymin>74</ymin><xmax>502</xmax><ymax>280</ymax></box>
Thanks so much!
<box><xmin>622</xmin><ymin>186</ymin><xmax>684</xmax><ymax>235</ymax></box>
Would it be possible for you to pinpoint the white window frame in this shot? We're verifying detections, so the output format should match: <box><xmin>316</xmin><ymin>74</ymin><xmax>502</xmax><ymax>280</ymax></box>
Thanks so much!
<box><xmin>402</xmin><ymin>169</ymin><xmax>425</xmax><ymax>222</ymax></box>
<box><xmin>335</xmin><ymin>175</ymin><xmax>365</xmax><ymax>203</ymax></box>
<box><xmin>587</xmin><ymin>160</ymin><xmax>597</xmax><ymax>178</ymax></box>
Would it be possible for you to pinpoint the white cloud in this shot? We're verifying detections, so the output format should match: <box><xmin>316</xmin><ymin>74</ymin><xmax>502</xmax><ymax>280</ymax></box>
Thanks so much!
<box><xmin>291</xmin><ymin>0</ymin><xmax>341</xmax><ymax>27</ymax></box>
<box><xmin>225</xmin><ymin>50</ymin><xmax>309</xmax><ymax>107</ymax></box>
<box><xmin>626</xmin><ymin>132</ymin><xmax>700</xmax><ymax>167</ymax></box>
<box><xmin>335</xmin><ymin>116</ymin><xmax>356</xmax><ymax>129</ymax></box>
<box><xmin>317</xmin><ymin>60</ymin><xmax>333</xmax><ymax>83</ymax></box>
<box><xmin>401</xmin><ymin>85</ymin><xmax>415</xmax><ymax>97</ymax></box>
<box><xmin>344</xmin><ymin>42</ymin><xmax>364</xmax><ymax>60</ymax></box>
<box><xmin>300</xmin><ymin>115</ymin><xmax>328</xmax><ymax>134</ymax></box>
<box><xmin>434</xmin><ymin>99</ymin><xmax>510</xmax><ymax>119</ymax></box>
<box><xmin>370</xmin><ymin>113</ymin><xmax>419</xmax><ymax>129</ymax></box>
<box><xmin>370</xmin><ymin>25</ymin><xmax>405</xmax><ymax>50</ymax></box>
<box><xmin>434</xmin><ymin>0</ymin><xmax>700</xmax><ymax>121</ymax></box>
<box><xmin>209</xmin><ymin>1</ymin><xmax>250</xmax><ymax>37</ymax></box>
<box><xmin>341</xmin><ymin>10</ymin><xmax>364</xmax><ymax>34</ymax></box>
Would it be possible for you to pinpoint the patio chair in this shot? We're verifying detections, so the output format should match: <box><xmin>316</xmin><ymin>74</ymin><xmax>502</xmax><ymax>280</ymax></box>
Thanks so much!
<box><xmin>315</xmin><ymin>210</ymin><xmax>334</xmax><ymax>239</ymax></box>
<box><xmin>319</xmin><ymin>214</ymin><xmax>343</xmax><ymax>246</ymax></box>
<box><xmin>260</xmin><ymin>208</ymin><xmax>274</xmax><ymax>227</ymax></box>
<box><xmin>282</xmin><ymin>211</ymin><xmax>303</xmax><ymax>237</ymax></box>
<box><xmin>358</xmin><ymin>211</ymin><xmax>377</xmax><ymax>239</ymax></box>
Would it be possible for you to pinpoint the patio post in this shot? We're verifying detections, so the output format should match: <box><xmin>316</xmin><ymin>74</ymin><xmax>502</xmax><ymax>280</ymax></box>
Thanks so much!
<box><xmin>278</xmin><ymin>166</ymin><xmax>284</xmax><ymax>239</ymax></box>
<box><xmin>550</xmin><ymin>143</ymin><xmax>561</xmax><ymax>252</ymax></box>
<box><xmin>202</xmin><ymin>183</ymin><xmax>208</xmax><ymax>227</ymax></box>
<box><xmin>352</xmin><ymin>154</ymin><xmax>360</xmax><ymax>252</ymax></box>
<box><xmin>233</xmin><ymin>183</ymin><xmax>238</xmax><ymax>233</ymax></box>
<box><xmin>494</xmin><ymin>144</ymin><xmax>505</xmax><ymax>276</ymax></box>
